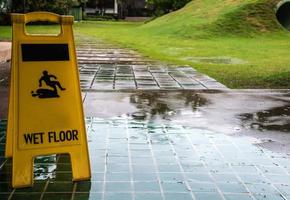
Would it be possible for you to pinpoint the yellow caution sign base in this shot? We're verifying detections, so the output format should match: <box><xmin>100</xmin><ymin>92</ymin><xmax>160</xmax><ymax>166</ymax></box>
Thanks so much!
<box><xmin>5</xmin><ymin>12</ymin><xmax>91</xmax><ymax>188</ymax></box>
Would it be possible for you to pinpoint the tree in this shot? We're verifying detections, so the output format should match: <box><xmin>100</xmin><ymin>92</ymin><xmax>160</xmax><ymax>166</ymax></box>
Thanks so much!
<box><xmin>10</xmin><ymin>0</ymin><xmax>82</xmax><ymax>14</ymax></box>
<box><xmin>147</xmin><ymin>0</ymin><xmax>190</xmax><ymax>16</ymax></box>
<box><xmin>0</xmin><ymin>0</ymin><xmax>10</xmax><ymax>13</ymax></box>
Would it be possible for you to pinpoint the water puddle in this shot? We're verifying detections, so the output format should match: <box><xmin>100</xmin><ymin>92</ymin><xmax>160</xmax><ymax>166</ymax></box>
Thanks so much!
<box><xmin>1</xmin><ymin>90</ymin><xmax>290</xmax><ymax>199</ymax></box>
<box><xmin>183</xmin><ymin>56</ymin><xmax>247</xmax><ymax>64</ymax></box>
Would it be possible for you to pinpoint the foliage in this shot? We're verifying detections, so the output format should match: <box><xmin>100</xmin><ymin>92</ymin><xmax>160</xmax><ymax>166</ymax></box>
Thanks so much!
<box><xmin>1</xmin><ymin>0</ymin><xmax>289</xmax><ymax>88</ymax></box>
<box><xmin>0</xmin><ymin>0</ymin><xmax>10</xmax><ymax>13</ymax></box>
<box><xmin>147</xmin><ymin>0</ymin><xmax>191</xmax><ymax>16</ymax></box>
<box><xmin>10</xmin><ymin>0</ymin><xmax>82</xmax><ymax>14</ymax></box>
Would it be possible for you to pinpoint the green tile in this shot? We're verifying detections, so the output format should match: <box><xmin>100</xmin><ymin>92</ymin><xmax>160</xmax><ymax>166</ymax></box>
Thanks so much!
<box><xmin>74</xmin><ymin>192</ymin><xmax>102</xmax><ymax>200</ymax></box>
<box><xmin>15</xmin><ymin>182</ymin><xmax>46</xmax><ymax>193</ymax></box>
<box><xmin>56</xmin><ymin>164</ymin><xmax>72</xmax><ymax>172</ymax></box>
<box><xmin>239</xmin><ymin>174</ymin><xmax>267</xmax><ymax>184</ymax></box>
<box><xmin>0</xmin><ymin>164</ymin><xmax>11</xmax><ymax>172</ymax></box>
<box><xmin>159</xmin><ymin>173</ymin><xmax>184</xmax><ymax>182</ymax></box>
<box><xmin>0</xmin><ymin>193</ymin><xmax>10</xmax><ymax>200</ymax></box>
<box><xmin>275</xmin><ymin>184</ymin><xmax>290</xmax><ymax>196</ymax></box>
<box><xmin>57</xmin><ymin>154</ymin><xmax>71</xmax><ymax>163</ymax></box>
<box><xmin>158</xmin><ymin>165</ymin><xmax>180</xmax><ymax>172</ymax></box>
<box><xmin>0</xmin><ymin>172</ymin><xmax>11</xmax><ymax>182</ymax></box>
<box><xmin>135</xmin><ymin>193</ymin><xmax>162</xmax><ymax>200</ymax></box>
<box><xmin>133</xmin><ymin>173</ymin><xmax>157</xmax><ymax>181</ymax></box>
<box><xmin>189</xmin><ymin>183</ymin><xmax>217</xmax><ymax>192</ymax></box>
<box><xmin>223</xmin><ymin>194</ymin><xmax>254</xmax><ymax>200</ymax></box>
<box><xmin>164</xmin><ymin>193</ymin><xmax>193</xmax><ymax>200</ymax></box>
<box><xmin>91</xmin><ymin>162</ymin><xmax>105</xmax><ymax>173</ymax></box>
<box><xmin>134</xmin><ymin>182</ymin><xmax>160</xmax><ymax>192</ymax></box>
<box><xmin>265</xmin><ymin>174</ymin><xmax>290</xmax><ymax>183</ymax></box>
<box><xmin>132</xmin><ymin>165</ymin><xmax>155</xmax><ymax>173</ymax></box>
<box><xmin>246</xmin><ymin>183</ymin><xmax>278</xmax><ymax>194</ymax></box>
<box><xmin>258</xmin><ymin>166</ymin><xmax>287</xmax><ymax>175</ymax></box>
<box><xmin>0</xmin><ymin>182</ymin><xmax>13</xmax><ymax>193</ymax></box>
<box><xmin>182</xmin><ymin>165</ymin><xmax>208</xmax><ymax>173</ymax></box>
<box><xmin>46</xmin><ymin>181</ymin><xmax>74</xmax><ymax>192</ymax></box>
<box><xmin>104</xmin><ymin>192</ymin><xmax>133</xmax><ymax>200</ymax></box>
<box><xmin>10</xmin><ymin>193</ymin><xmax>41</xmax><ymax>200</ymax></box>
<box><xmin>253</xmin><ymin>193</ymin><xmax>285</xmax><ymax>200</ymax></box>
<box><xmin>211</xmin><ymin>173</ymin><xmax>239</xmax><ymax>183</ymax></box>
<box><xmin>91</xmin><ymin>173</ymin><xmax>104</xmax><ymax>181</ymax></box>
<box><xmin>106</xmin><ymin>182</ymin><xmax>131</xmax><ymax>192</ymax></box>
<box><xmin>217</xmin><ymin>182</ymin><xmax>248</xmax><ymax>193</ymax></box>
<box><xmin>161</xmin><ymin>182</ymin><xmax>188</xmax><ymax>192</ymax></box>
<box><xmin>42</xmin><ymin>192</ymin><xmax>72</xmax><ymax>200</ymax></box>
<box><xmin>76</xmin><ymin>181</ymin><xmax>102</xmax><ymax>192</ymax></box>
<box><xmin>232</xmin><ymin>166</ymin><xmax>257</xmax><ymax>174</ymax></box>
<box><xmin>194</xmin><ymin>192</ymin><xmax>223</xmax><ymax>200</ymax></box>
<box><xmin>54</xmin><ymin>172</ymin><xmax>72</xmax><ymax>181</ymax></box>
<box><xmin>186</xmin><ymin>173</ymin><xmax>212</xmax><ymax>182</ymax></box>
<box><xmin>106</xmin><ymin>172</ymin><xmax>130</xmax><ymax>181</ymax></box>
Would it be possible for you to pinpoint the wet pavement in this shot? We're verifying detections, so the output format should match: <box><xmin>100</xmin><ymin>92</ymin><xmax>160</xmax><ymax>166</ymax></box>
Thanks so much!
<box><xmin>0</xmin><ymin>90</ymin><xmax>290</xmax><ymax>200</ymax></box>
<box><xmin>0</xmin><ymin>41</ymin><xmax>290</xmax><ymax>200</ymax></box>
<box><xmin>77</xmin><ymin>42</ymin><xmax>228</xmax><ymax>90</ymax></box>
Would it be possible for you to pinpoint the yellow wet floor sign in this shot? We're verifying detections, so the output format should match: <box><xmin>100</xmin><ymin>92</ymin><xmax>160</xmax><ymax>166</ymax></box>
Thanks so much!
<box><xmin>5</xmin><ymin>12</ymin><xmax>91</xmax><ymax>188</ymax></box>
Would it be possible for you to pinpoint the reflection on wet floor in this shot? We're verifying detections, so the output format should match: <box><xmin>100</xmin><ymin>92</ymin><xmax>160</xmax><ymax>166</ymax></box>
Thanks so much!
<box><xmin>239</xmin><ymin>104</ymin><xmax>290</xmax><ymax>133</ymax></box>
<box><xmin>1</xmin><ymin>91</ymin><xmax>290</xmax><ymax>200</ymax></box>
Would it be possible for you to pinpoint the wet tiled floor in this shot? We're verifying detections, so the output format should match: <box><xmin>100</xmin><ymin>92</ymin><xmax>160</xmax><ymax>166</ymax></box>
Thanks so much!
<box><xmin>0</xmin><ymin>41</ymin><xmax>289</xmax><ymax>199</ymax></box>
<box><xmin>1</xmin><ymin>91</ymin><xmax>290</xmax><ymax>200</ymax></box>
<box><xmin>77</xmin><ymin>42</ymin><xmax>228</xmax><ymax>90</ymax></box>
<box><xmin>79</xmin><ymin>64</ymin><xmax>227</xmax><ymax>90</ymax></box>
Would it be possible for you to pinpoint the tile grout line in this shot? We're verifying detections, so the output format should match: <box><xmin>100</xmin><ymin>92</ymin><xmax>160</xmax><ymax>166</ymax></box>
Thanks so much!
<box><xmin>0</xmin><ymin>159</ymin><xmax>8</xmax><ymax>171</ymax></box>
<box><xmin>101</xmin><ymin>118</ymin><xmax>110</xmax><ymax>200</ymax></box>
<box><xmin>7</xmin><ymin>188</ymin><xmax>15</xmax><ymax>200</ymax></box>
<box><xmin>70</xmin><ymin>182</ymin><xmax>77</xmax><ymax>200</ymax></box>
<box><xmin>162</xmin><ymin>125</ymin><xmax>196</xmax><ymax>200</ymax></box>
<box><xmin>131</xmin><ymin>66</ymin><xmax>138</xmax><ymax>90</ymax></box>
<box><xmin>113</xmin><ymin>65</ymin><xmax>117</xmax><ymax>90</ymax></box>
<box><xmin>184</xmin><ymin>133</ymin><xmax>227</xmax><ymax>200</ymax></box>
<box><xmin>148</xmin><ymin>69</ymin><xmax>161</xmax><ymax>88</ymax></box>
<box><xmin>206</xmin><ymin>135</ymin><xmax>257</xmax><ymax>200</ymax></box>
<box><xmin>39</xmin><ymin>180</ymin><xmax>49</xmax><ymax>200</ymax></box>
<box><xmin>229</xmin><ymin>137</ymin><xmax>288</xmax><ymax>200</ymax></box>
<box><xmin>125</xmin><ymin>117</ymin><xmax>135</xmax><ymax>200</ymax></box>
<box><xmin>89</xmin><ymin>64</ymin><xmax>100</xmax><ymax>90</ymax></box>
<box><xmin>181</xmin><ymin>70</ymin><xmax>209</xmax><ymax>89</ymax></box>
<box><xmin>146</xmin><ymin>123</ymin><xmax>166</xmax><ymax>200</ymax></box>
<box><xmin>167</xmin><ymin>72</ymin><xmax>184</xmax><ymax>89</ymax></box>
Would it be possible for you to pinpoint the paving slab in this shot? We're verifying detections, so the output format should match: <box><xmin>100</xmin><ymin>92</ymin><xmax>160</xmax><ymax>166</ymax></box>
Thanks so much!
<box><xmin>0</xmin><ymin>90</ymin><xmax>290</xmax><ymax>200</ymax></box>
<box><xmin>0</xmin><ymin>40</ymin><xmax>253</xmax><ymax>200</ymax></box>
<box><xmin>76</xmin><ymin>41</ymin><xmax>228</xmax><ymax>90</ymax></box>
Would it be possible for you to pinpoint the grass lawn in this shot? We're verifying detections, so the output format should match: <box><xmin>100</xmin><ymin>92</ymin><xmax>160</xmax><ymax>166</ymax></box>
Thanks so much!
<box><xmin>74</xmin><ymin>21</ymin><xmax>290</xmax><ymax>89</ymax></box>
<box><xmin>0</xmin><ymin>1</ymin><xmax>289</xmax><ymax>89</ymax></box>
<box><xmin>1</xmin><ymin>22</ymin><xmax>289</xmax><ymax>89</ymax></box>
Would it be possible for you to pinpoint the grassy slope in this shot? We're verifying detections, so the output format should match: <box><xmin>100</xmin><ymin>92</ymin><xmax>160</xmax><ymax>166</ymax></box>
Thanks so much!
<box><xmin>73</xmin><ymin>0</ymin><xmax>290</xmax><ymax>88</ymax></box>
<box><xmin>142</xmin><ymin>0</ymin><xmax>281</xmax><ymax>37</ymax></box>
<box><xmin>1</xmin><ymin>0</ymin><xmax>290</xmax><ymax>88</ymax></box>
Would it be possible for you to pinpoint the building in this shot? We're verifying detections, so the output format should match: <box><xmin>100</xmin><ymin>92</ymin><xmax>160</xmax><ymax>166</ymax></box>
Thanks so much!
<box><xmin>85</xmin><ymin>0</ymin><xmax>149</xmax><ymax>18</ymax></box>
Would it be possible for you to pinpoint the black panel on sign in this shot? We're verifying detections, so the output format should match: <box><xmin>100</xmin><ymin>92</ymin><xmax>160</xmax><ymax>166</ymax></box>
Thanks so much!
<box><xmin>21</xmin><ymin>44</ymin><xmax>69</xmax><ymax>61</ymax></box>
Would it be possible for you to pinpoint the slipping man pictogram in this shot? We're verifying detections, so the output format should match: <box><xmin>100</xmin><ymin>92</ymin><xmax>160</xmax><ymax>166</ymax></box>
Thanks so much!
<box><xmin>31</xmin><ymin>70</ymin><xmax>66</xmax><ymax>98</ymax></box>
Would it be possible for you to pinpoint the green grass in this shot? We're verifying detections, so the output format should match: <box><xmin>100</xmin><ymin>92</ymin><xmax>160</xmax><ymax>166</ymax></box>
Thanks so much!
<box><xmin>1</xmin><ymin>0</ymin><xmax>290</xmax><ymax>88</ymax></box>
